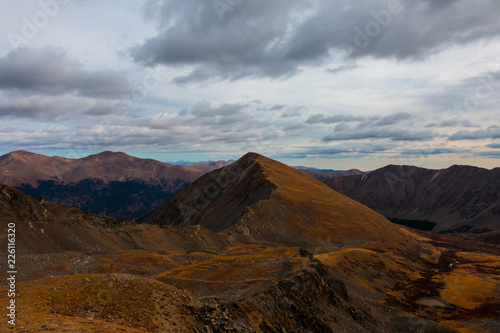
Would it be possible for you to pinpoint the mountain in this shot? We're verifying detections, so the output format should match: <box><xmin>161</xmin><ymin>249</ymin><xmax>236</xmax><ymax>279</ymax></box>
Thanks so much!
<box><xmin>293</xmin><ymin>166</ymin><xmax>366</xmax><ymax>180</ymax></box>
<box><xmin>184</xmin><ymin>159</ymin><xmax>234</xmax><ymax>173</ymax></box>
<box><xmin>324</xmin><ymin>164</ymin><xmax>500</xmax><ymax>244</ymax></box>
<box><xmin>1</xmin><ymin>155</ymin><xmax>499</xmax><ymax>332</ymax></box>
<box><xmin>0</xmin><ymin>151</ymin><xmax>225</xmax><ymax>221</ymax></box>
<box><xmin>0</xmin><ymin>184</ymin><xmax>228</xmax><ymax>256</ymax></box>
<box><xmin>142</xmin><ymin>152</ymin><xmax>417</xmax><ymax>250</ymax></box>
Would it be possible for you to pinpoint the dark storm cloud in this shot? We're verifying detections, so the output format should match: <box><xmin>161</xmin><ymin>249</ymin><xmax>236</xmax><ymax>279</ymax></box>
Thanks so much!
<box><xmin>449</xmin><ymin>125</ymin><xmax>500</xmax><ymax>141</ymax></box>
<box><xmin>486</xmin><ymin>143</ymin><xmax>500</xmax><ymax>149</ymax></box>
<box><xmin>0</xmin><ymin>48</ymin><xmax>132</xmax><ymax>98</ymax></box>
<box><xmin>133</xmin><ymin>0</ymin><xmax>500</xmax><ymax>82</ymax></box>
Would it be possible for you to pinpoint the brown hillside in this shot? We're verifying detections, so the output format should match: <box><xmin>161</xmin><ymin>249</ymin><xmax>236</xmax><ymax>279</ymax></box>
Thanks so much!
<box><xmin>0</xmin><ymin>150</ymin><xmax>217</xmax><ymax>221</ymax></box>
<box><xmin>324</xmin><ymin>164</ymin><xmax>500</xmax><ymax>243</ymax></box>
<box><xmin>0</xmin><ymin>185</ymin><xmax>227</xmax><ymax>258</ymax></box>
<box><xmin>143</xmin><ymin>153</ymin><xmax>418</xmax><ymax>250</ymax></box>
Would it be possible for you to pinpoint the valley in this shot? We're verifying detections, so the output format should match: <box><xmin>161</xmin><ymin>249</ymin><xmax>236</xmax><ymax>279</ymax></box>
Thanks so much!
<box><xmin>1</xmin><ymin>153</ymin><xmax>499</xmax><ymax>332</ymax></box>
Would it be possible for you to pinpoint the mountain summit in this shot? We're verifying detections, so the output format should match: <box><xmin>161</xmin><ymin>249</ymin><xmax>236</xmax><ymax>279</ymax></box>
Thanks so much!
<box><xmin>0</xmin><ymin>151</ymin><xmax>220</xmax><ymax>221</ymax></box>
<box><xmin>143</xmin><ymin>153</ymin><xmax>415</xmax><ymax>249</ymax></box>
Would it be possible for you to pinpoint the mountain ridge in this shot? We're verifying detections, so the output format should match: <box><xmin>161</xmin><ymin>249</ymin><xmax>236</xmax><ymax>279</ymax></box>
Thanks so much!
<box><xmin>324</xmin><ymin>163</ymin><xmax>500</xmax><ymax>243</ymax></box>
<box><xmin>143</xmin><ymin>152</ymin><xmax>418</xmax><ymax>250</ymax></box>
<box><xmin>0</xmin><ymin>150</ymin><xmax>215</xmax><ymax>221</ymax></box>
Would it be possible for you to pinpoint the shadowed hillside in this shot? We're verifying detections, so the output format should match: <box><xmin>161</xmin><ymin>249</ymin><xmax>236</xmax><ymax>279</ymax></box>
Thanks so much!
<box><xmin>324</xmin><ymin>164</ymin><xmax>500</xmax><ymax>244</ymax></box>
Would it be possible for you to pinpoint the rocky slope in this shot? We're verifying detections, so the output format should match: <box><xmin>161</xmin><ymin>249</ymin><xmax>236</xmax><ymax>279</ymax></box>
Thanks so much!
<box><xmin>0</xmin><ymin>184</ymin><xmax>228</xmax><ymax>257</ymax></box>
<box><xmin>324</xmin><ymin>164</ymin><xmax>500</xmax><ymax>243</ymax></box>
<box><xmin>142</xmin><ymin>153</ymin><xmax>418</xmax><ymax>251</ymax></box>
<box><xmin>0</xmin><ymin>151</ymin><xmax>225</xmax><ymax>221</ymax></box>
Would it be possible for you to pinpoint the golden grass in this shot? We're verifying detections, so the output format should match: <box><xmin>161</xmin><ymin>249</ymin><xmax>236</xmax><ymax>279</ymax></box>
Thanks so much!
<box><xmin>436</xmin><ymin>268</ymin><xmax>498</xmax><ymax>310</ymax></box>
<box><xmin>315</xmin><ymin>248</ymin><xmax>423</xmax><ymax>294</ymax></box>
<box><xmin>0</xmin><ymin>274</ymin><xmax>200</xmax><ymax>332</ymax></box>
<box><xmin>97</xmin><ymin>251</ymin><xmax>178</xmax><ymax>275</ymax></box>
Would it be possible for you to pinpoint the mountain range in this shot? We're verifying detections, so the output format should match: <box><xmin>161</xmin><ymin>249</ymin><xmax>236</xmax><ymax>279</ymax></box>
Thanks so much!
<box><xmin>325</xmin><ymin>164</ymin><xmax>500</xmax><ymax>244</ymax></box>
<box><xmin>1</xmin><ymin>150</ymin><xmax>498</xmax><ymax>245</ymax></box>
<box><xmin>0</xmin><ymin>150</ymin><xmax>230</xmax><ymax>222</ymax></box>
<box><xmin>1</xmin><ymin>152</ymin><xmax>499</xmax><ymax>332</ymax></box>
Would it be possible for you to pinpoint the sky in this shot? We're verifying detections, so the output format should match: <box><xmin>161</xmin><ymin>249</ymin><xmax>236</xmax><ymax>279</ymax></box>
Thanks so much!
<box><xmin>0</xmin><ymin>0</ymin><xmax>499</xmax><ymax>171</ymax></box>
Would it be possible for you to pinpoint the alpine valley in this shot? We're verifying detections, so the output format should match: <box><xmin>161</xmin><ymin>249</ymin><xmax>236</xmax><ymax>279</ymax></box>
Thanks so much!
<box><xmin>0</xmin><ymin>152</ymin><xmax>499</xmax><ymax>332</ymax></box>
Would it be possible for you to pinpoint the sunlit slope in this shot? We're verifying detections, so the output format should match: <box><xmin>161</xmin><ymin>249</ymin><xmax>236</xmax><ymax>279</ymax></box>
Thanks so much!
<box><xmin>145</xmin><ymin>152</ymin><xmax>420</xmax><ymax>250</ymax></box>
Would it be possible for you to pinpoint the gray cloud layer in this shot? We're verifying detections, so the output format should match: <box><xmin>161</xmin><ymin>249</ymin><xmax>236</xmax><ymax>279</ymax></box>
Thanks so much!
<box><xmin>0</xmin><ymin>48</ymin><xmax>132</xmax><ymax>98</ymax></box>
<box><xmin>133</xmin><ymin>0</ymin><xmax>500</xmax><ymax>82</ymax></box>
<box><xmin>449</xmin><ymin>125</ymin><xmax>500</xmax><ymax>141</ymax></box>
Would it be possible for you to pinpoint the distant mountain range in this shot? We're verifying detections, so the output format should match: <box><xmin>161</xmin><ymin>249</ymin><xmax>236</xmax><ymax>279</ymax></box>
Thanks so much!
<box><xmin>0</xmin><ymin>150</ymin><xmax>229</xmax><ymax>221</ymax></box>
<box><xmin>325</xmin><ymin>164</ymin><xmax>500</xmax><ymax>244</ymax></box>
<box><xmin>294</xmin><ymin>166</ymin><xmax>366</xmax><ymax>180</ymax></box>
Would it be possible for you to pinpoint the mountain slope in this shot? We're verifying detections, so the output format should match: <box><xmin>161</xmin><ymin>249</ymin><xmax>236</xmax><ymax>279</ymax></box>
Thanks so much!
<box><xmin>142</xmin><ymin>153</ymin><xmax>417</xmax><ymax>250</ymax></box>
<box><xmin>324</xmin><ymin>164</ymin><xmax>500</xmax><ymax>243</ymax></box>
<box><xmin>0</xmin><ymin>184</ymin><xmax>227</xmax><ymax>257</ymax></box>
<box><xmin>0</xmin><ymin>151</ymin><xmax>220</xmax><ymax>221</ymax></box>
<box><xmin>294</xmin><ymin>167</ymin><xmax>366</xmax><ymax>180</ymax></box>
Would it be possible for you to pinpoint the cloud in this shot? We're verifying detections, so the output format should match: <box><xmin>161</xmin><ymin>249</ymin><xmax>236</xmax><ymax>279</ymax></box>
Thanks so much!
<box><xmin>0</xmin><ymin>48</ymin><xmax>132</xmax><ymax>98</ymax></box>
<box><xmin>0</xmin><ymin>95</ymin><xmax>81</xmax><ymax>120</ymax></box>
<box><xmin>449</xmin><ymin>125</ymin><xmax>500</xmax><ymax>140</ymax></box>
<box><xmin>306</xmin><ymin>114</ymin><xmax>365</xmax><ymax>124</ymax></box>
<box><xmin>0</xmin><ymin>94</ymin><xmax>127</xmax><ymax>120</ymax></box>
<box><xmin>275</xmin><ymin>142</ymin><xmax>397</xmax><ymax>159</ymax></box>
<box><xmin>322</xmin><ymin>127</ymin><xmax>436</xmax><ymax>142</ymax></box>
<box><xmin>318</xmin><ymin>112</ymin><xmax>436</xmax><ymax>142</ymax></box>
<box><xmin>190</xmin><ymin>100</ymin><xmax>245</xmax><ymax>118</ymax></box>
<box><xmin>132</xmin><ymin>0</ymin><xmax>500</xmax><ymax>82</ymax></box>
<box><xmin>423</xmin><ymin>68</ymin><xmax>500</xmax><ymax>114</ymax></box>
<box><xmin>326</xmin><ymin>63</ymin><xmax>359</xmax><ymax>74</ymax></box>
<box><xmin>373</xmin><ymin>112</ymin><xmax>412</xmax><ymax>126</ymax></box>
<box><xmin>486</xmin><ymin>143</ymin><xmax>500</xmax><ymax>149</ymax></box>
<box><xmin>398</xmin><ymin>147</ymin><xmax>471</xmax><ymax>156</ymax></box>
<box><xmin>426</xmin><ymin>117</ymin><xmax>478</xmax><ymax>128</ymax></box>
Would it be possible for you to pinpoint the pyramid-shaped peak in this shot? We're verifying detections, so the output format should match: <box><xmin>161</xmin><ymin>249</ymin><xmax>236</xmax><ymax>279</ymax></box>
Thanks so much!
<box><xmin>240</xmin><ymin>152</ymin><xmax>263</xmax><ymax>160</ymax></box>
<box><xmin>144</xmin><ymin>153</ymin><xmax>418</xmax><ymax>250</ymax></box>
